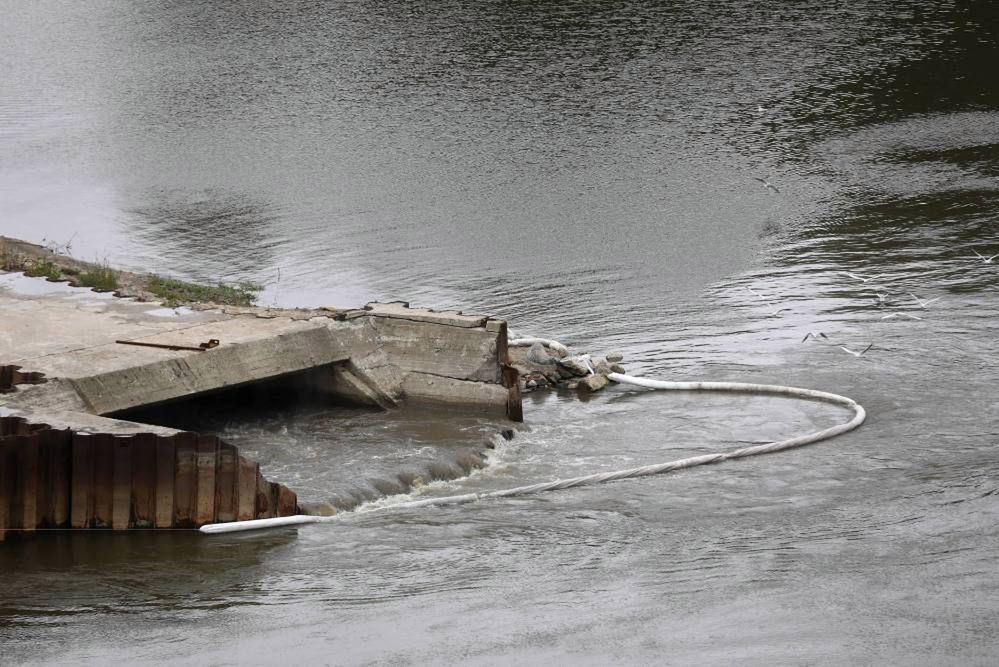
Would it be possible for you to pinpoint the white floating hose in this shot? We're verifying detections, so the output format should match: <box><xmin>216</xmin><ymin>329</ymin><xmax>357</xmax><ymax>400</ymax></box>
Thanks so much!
<box><xmin>201</xmin><ymin>369</ymin><xmax>865</xmax><ymax>534</ymax></box>
<box><xmin>200</xmin><ymin>514</ymin><xmax>335</xmax><ymax>534</ymax></box>
<box><xmin>384</xmin><ymin>373</ymin><xmax>864</xmax><ymax>509</ymax></box>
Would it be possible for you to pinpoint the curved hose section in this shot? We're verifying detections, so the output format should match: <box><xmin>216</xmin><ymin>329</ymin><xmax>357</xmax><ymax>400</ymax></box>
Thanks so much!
<box><xmin>201</xmin><ymin>515</ymin><xmax>332</xmax><ymax>534</ymax></box>
<box><xmin>202</xmin><ymin>372</ymin><xmax>865</xmax><ymax>533</ymax></box>
<box><xmin>508</xmin><ymin>337</ymin><xmax>570</xmax><ymax>356</ymax></box>
<box><xmin>387</xmin><ymin>373</ymin><xmax>865</xmax><ymax>510</ymax></box>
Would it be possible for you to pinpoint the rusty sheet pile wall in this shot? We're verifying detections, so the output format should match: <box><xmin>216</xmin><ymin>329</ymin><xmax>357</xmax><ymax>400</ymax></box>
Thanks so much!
<box><xmin>0</xmin><ymin>417</ymin><xmax>297</xmax><ymax>541</ymax></box>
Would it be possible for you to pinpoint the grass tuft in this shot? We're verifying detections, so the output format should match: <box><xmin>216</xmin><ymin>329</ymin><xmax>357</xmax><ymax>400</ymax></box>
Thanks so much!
<box><xmin>78</xmin><ymin>262</ymin><xmax>119</xmax><ymax>291</ymax></box>
<box><xmin>146</xmin><ymin>276</ymin><xmax>261</xmax><ymax>307</ymax></box>
<box><xmin>24</xmin><ymin>259</ymin><xmax>62</xmax><ymax>281</ymax></box>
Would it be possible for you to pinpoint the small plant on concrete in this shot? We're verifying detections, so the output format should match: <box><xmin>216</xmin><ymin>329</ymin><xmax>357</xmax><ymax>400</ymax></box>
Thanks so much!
<box><xmin>24</xmin><ymin>259</ymin><xmax>62</xmax><ymax>281</ymax></box>
<box><xmin>146</xmin><ymin>276</ymin><xmax>261</xmax><ymax>307</ymax></box>
<box><xmin>79</xmin><ymin>262</ymin><xmax>119</xmax><ymax>291</ymax></box>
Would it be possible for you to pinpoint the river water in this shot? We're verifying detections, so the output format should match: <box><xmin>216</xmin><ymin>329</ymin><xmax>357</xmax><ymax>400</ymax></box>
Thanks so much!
<box><xmin>2</xmin><ymin>1</ymin><xmax>999</xmax><ymax>664</ymax></box>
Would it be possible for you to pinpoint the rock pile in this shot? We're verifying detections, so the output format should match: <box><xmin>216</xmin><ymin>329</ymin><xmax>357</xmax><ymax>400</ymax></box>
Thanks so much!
<box><xmin>508</xmin><ymin>341</ymin><xmax>626</xmax><ymax>394</ymax></box>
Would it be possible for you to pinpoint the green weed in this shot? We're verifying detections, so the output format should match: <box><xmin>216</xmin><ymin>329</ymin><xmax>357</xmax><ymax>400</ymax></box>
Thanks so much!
<box><xmin>24</xmin><ymin>259</ymin><xmax>62</xmax><ymax>281</ymax></box>
<box><xmin>146</xmin><ymin>276</ymin><xmax>260</xmax><ymax>306</ymax></box>
<box><xmin>79</xmin><ymin>262</ymin><xmax>119</xmax><ymax>291</ymax></box>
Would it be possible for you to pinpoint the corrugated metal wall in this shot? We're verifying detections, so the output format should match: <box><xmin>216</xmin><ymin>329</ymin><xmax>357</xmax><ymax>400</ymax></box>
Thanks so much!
<box><xmin>0</xmin><ymin>417</ymin><xmax>297</xmax><ymax>540</ymax></box>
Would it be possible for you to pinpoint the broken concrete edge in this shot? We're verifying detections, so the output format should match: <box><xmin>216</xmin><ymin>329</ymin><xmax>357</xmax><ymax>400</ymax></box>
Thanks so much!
<box><xmin>0</xmin><ymin>405</ymin><xmax>181</xmax><ymax>437</ymax></box>
<box><xmin>361</xmin><ymin>301</ymin><xmax>487</xmax><ymax>328</ymax></box>
<box><xmin>317</xmin><ymin>362</ymin><xmax>399</xmax><ymax>410</ymax></box>
<box><xmin>2</xmin><ymin>305</ymin><xmax>521</xmax><ymax>424</ymax></box>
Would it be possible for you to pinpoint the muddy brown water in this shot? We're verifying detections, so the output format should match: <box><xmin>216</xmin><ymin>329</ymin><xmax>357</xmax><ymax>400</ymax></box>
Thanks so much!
<box><xmin>2</xmin><ymin>1</ymin><xmax>999</xmax><ymax>664</ymax></box>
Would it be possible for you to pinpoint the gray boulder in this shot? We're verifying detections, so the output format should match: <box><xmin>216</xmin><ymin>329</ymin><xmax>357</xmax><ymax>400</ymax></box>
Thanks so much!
<box><xmin>526</xmin><ymin>342</ymin><xmax>555</xmax><ymax>365</ymax></box>
<box><xmin>556</xmin><ymin>356</ymin><xmax>592</xmax><ymax>377</ymax></box>
<box><xmin>579</xmin><ymin>374</ymin><xmax>609</xmax><ymax>392</ymax></box>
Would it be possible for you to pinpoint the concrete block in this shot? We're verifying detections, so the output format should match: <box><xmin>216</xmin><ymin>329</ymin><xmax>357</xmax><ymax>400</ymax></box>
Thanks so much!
<box><xmin>368</xmin><ymin>317</ymin><xmax>501</xmax><ymax>383</ymax></box>
<box><xmin>70</xmin><ymin>325</ymin><xmax>350</xmax><ymax>415</ymax></box>
<box><xmin>307</xmin><ymin>362</ymin><xmax>398</xmax><ymax>410</ymax></box>
<box><xmin>364</xmin><ymin>302</ymin><xmax>487</xmax><ymax>328</ymax></box>
<box><xmin>401</xmin><ymin>372</ymin><xmax>509</xmax><ymax>414</ymax></box>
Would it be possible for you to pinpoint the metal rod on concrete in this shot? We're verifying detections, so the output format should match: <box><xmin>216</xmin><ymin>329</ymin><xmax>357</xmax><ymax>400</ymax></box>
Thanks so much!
<box><xmin>115</xmin><ymin>339</ymin><xmax>219</xmax><ymax>352</ymax></box>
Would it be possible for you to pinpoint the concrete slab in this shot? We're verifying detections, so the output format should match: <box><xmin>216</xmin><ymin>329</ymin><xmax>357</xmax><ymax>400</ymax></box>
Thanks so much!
<box><xmin>1</xmin><ymin>273</ymin><xmax>520</xmax><ymax>428</ymax></box>
<box><xmin>364</xmin><ymin>301</ymin><xmax>488</xmax><ymax>328</ymax></box>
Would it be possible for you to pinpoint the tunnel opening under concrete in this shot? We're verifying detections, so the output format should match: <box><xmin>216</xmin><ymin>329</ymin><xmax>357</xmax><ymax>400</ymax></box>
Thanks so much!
<box><xmin>109</xmin><ymin>363</ymin><xmax>382</xmax><ymax>433</ymax></box>
<box><xmin>111</xmin><ymin>364</ymin><xmax>508</xmax><ymax>513</ymax></box>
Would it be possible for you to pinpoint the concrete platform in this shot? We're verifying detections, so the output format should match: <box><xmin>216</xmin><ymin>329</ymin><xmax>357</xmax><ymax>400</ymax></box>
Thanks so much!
<box><xmin>0</xmin><ymin>271</ymin><xmax>520</xmax><ymax>537</ymax></box>
<box><xmin>1</xmin><ymin>272</ymin><xmax>521</xmax><ymax>430</ymax></box>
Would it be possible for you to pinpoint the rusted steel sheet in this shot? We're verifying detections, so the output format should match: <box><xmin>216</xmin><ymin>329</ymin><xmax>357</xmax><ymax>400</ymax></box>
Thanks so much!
<box><xmin>215</xmin><ymin>443</ymin><xmax>238</xmax><ymax>523</ymax></box>
<box><xmin>154</xmin><ymin>435</ymin><xmax>175</xmax><ymax>528</ymax></box>
<box><xmin>92</xmin><ymin>434</ymin><xmax>114</xmax><ymax>528</ymax></box>
<box><xmin>44</xmin><ymin>429</ymin><xmax>71</xmax><ymax>527</ymax></box>
<box><xmin>0</xmin><ymin>417</ymin><xmax>297</xmax><ymax>537</ymax></box>
<box><xmin>236</xmin><ymin>456</ymin><xmax>258</xmax><ymax>522</ymax></box>
<box><xmin>130</xmin><ymin>433</ymin><xmax>157</xmax><ymax>528</ymax></box>
<box><xmin>277</xmin><ymin>486</ymin><xmax>297</xmax><ymax>516</ymax></box>
<box><xmin>502</xmin><ymin>364</ymin><xmax>523</xmax><ymax>423</ymax></box>
<box><xmin>16</xmin><ymin>433</ymin><xmax>40</xmax><ymax>531</ymax></box>
<box><xmin>172</xmin><ymin>432</ymin><xmax>197</xmax><ymax>528</ymax></box>
<box><xmin>112</xmin><ymin>437</ymin><xmax>132</xmax><ymax>530</ymax></box>
<box><xmin>194</xmin><ymin>435</ymin><xmax>218</xmax><ymax>526</ymax></box>
<box><xmin>0</xmin><ymin>436</ymin><xmax>15</xmax><ymax>541</ymax></box>
<box><xmin>256</xmin><ymin>475</ymin><xmax>275</xmax><ymax>519</ymax></box>
<box><xmin>70</xmin><ymin>433</ymin><xmax>94</xmax><ymax>528</ymax></box>
<box><xmin>0</xmin><ymin>416</ymin><xmax>45</xmax><ymax>437</ymax></box>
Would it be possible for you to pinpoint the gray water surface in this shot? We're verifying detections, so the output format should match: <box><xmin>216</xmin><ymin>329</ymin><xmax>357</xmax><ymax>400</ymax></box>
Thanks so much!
<box><xmin>2</xmin><ymin>1</ymin><xmax>999</xmax><ymax>664</ymax></box>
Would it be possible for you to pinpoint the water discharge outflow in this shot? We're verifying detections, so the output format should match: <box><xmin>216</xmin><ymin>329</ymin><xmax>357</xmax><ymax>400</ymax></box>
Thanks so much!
<box><xmin>201</xmin><ymin>370</ymin><xmax>864</xmax><ymax>534</ymax></box>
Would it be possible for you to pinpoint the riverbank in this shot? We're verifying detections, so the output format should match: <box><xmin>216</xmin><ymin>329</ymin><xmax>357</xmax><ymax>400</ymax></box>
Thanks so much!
<box><xmin>1</xmin><ymin>235</ymin><xmax>262</xmax><ymax>307</ymax></box>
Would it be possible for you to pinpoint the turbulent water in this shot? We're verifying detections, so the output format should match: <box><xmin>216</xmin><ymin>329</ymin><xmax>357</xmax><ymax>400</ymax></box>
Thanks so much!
<box><xmin>3</xmin><ymin>1</ymin><xmax>999</xmax><ymax>664</ymax></box>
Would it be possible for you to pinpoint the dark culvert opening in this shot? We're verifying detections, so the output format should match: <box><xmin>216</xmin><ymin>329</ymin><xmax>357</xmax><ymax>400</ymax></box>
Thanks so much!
<box><xmin>109</xmin><ymin>364</ymin><xmax>379</xmax><ymax>431</ymax></box>
<box><xmin>109</xmin><ymin>364</ymin><xmax>504</xmax><ymax>512</ymax></box>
